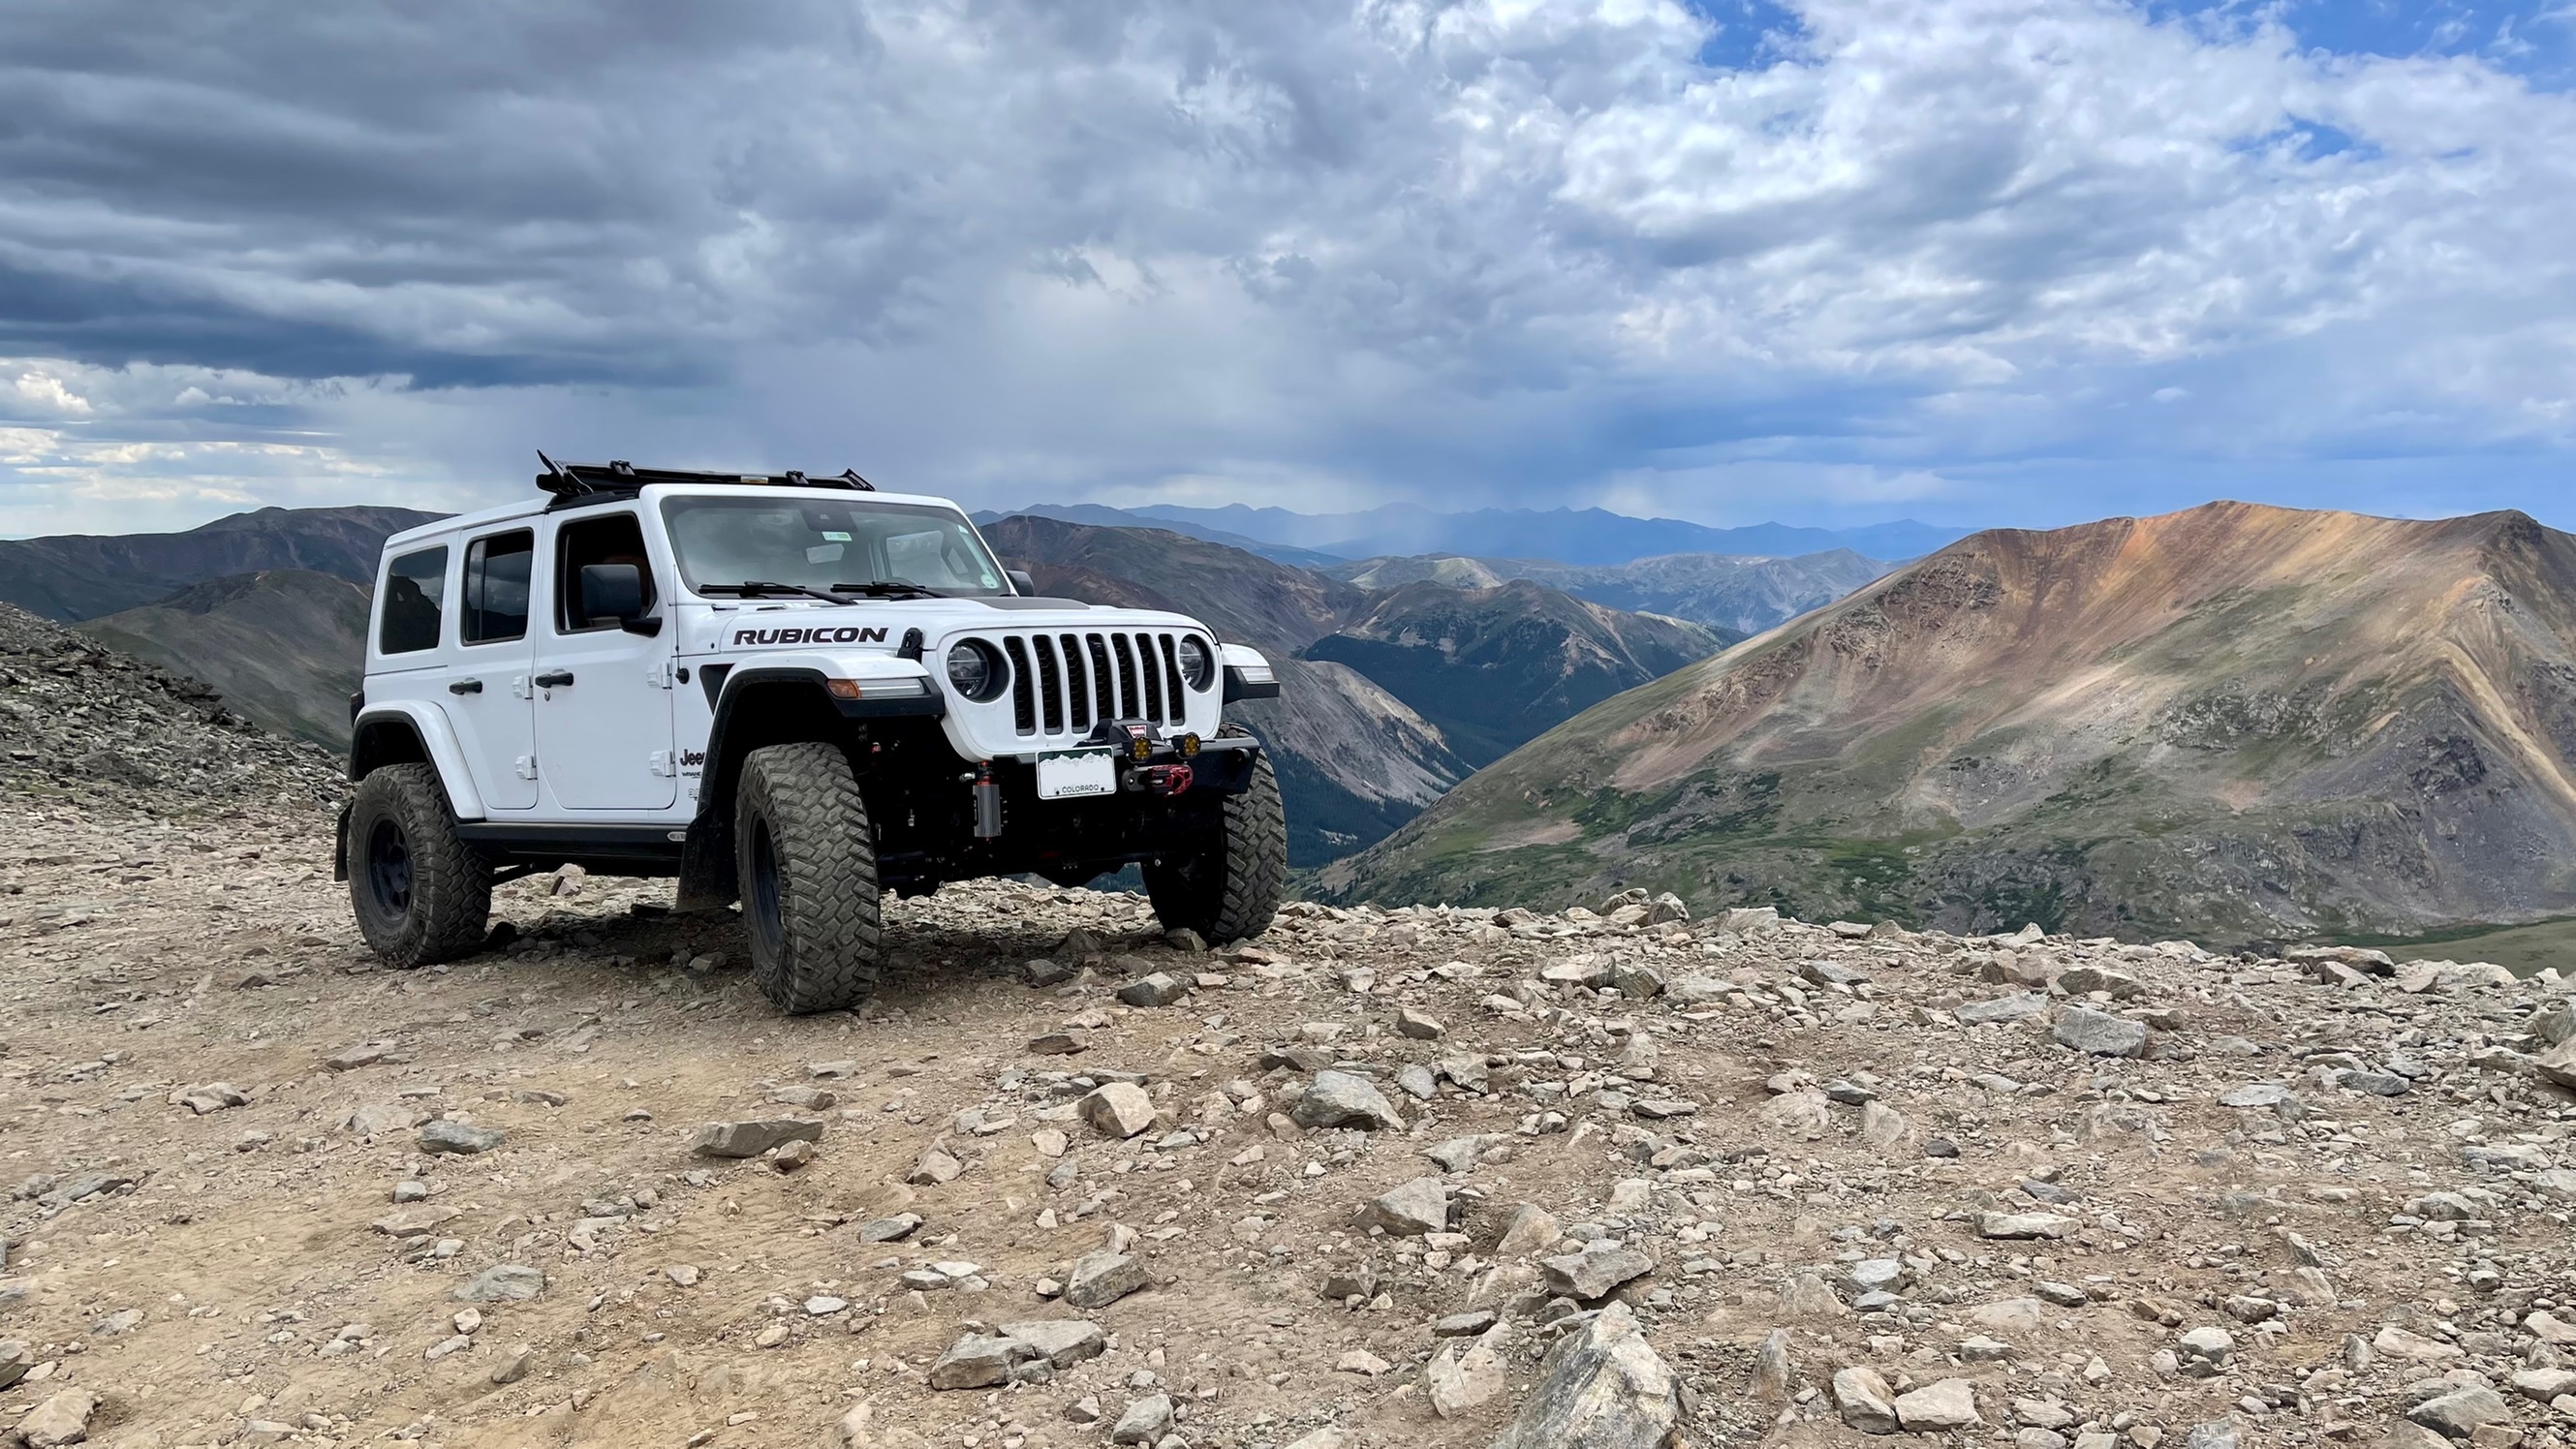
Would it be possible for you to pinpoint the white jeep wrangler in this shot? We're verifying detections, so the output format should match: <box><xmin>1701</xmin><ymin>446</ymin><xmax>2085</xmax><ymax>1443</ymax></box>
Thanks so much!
<box><xmin>338</xmin><ymin>458</ymin><xmax>1286</xmax><ymax>1012</ymax></box>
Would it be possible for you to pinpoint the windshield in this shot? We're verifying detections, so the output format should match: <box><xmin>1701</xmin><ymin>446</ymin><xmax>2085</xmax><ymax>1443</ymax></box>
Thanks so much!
<box><xmin>660</xmin><ymin>495</ymin><xmax>1009</xmax><ymax>598</ymax></box>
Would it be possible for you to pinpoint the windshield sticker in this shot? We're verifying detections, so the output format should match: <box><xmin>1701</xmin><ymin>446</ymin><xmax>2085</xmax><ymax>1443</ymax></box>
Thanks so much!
<box><xmin>731</xmin><ymin>626</ymin><xmax>889</xmax><ymax>646</ymax></box>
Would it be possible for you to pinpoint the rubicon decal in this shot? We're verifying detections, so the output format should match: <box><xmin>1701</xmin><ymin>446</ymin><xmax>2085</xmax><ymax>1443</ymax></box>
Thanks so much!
<box><xmin>730</xmin><ymin>626</ymin><xmax>889</xmax><ymax>646</ymax></box>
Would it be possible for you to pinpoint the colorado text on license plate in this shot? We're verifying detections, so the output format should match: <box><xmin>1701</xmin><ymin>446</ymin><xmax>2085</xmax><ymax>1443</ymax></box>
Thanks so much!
<box><xmin>1036</xmin><ymin>748</ymin><xmax>1116</xmax><ymax>801</ymax></box>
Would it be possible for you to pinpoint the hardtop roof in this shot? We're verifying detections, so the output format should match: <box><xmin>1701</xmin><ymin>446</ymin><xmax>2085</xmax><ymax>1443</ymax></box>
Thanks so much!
<box><xmin>380</xmin><ymin>482</ymin><xmax>975</xmax><ymax>554</ymax></box>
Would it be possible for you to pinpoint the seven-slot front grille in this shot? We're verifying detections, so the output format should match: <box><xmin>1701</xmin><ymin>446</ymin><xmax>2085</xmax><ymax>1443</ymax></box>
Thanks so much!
<box><xmin>986</xmin><ymin>631</ymin><xmax>1194</xmax><ymax>737</ymax></box>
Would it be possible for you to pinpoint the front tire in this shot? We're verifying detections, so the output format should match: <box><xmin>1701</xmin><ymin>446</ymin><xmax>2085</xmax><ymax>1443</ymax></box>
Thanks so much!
<box><xmin>1144</xmin><ymin>740</ymin><xmax>1286</xmax><ymax>944</ymax></box>
<box><xmin>735</xmin><ymin>742</ymin><xmax>884</xmax><ymax>1014</ymax></box>
<box><xmin>348</xmin><ymin>763</ymin><xmax>490</xmax><ymax>967</ymax></box>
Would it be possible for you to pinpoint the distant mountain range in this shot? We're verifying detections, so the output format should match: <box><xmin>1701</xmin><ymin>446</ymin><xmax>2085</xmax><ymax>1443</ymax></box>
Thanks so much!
<box><xmin>0</xmin><ymin>506</ymin><xmax>441</xmax><ymax>621</ymax></box>
<box><xmin>1324</xmin><ymin>549</ymin><xmax>1893</xmax><ymax>637</ymax></box>
<box><xmin>977</xmin><ymin>502</ymin><xmax>1965</xmax><ymax>567</ymax></box>
<box><xmin>1315</xmin><ymin>502</ymin><xmax>2576</xmax><ymax>945</ymax></box>
<box><xmin>1306</xmin><ymin>580</ymin><xmax>1725</xmax><ymax>766</ymax></box>
<box><xmin>982</xmin><ymin>516</ymin><xmax>1747</xmax><ymax>864</ymax></box>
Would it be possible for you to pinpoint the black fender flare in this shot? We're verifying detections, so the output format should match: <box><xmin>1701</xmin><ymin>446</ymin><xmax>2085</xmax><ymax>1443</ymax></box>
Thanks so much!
<box><xmin>673</xmin><ymin>666</ymin><xmax>945</xmax><ymax>911</ymax></box>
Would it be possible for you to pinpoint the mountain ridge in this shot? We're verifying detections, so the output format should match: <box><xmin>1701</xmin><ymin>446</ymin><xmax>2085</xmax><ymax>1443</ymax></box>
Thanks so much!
<box><xmin>0</xmin><ymin>505</ymin><xmax>442</xmax><ymax>621</ymax></box>
<box><xmin>1314</xmin><ymin>501</ymin><xmax>2576</xmax><ymax>944</ymax></box>
<box><xmin>76</xmin><ymin>569</ymin><xmax>372</xmax><ymax>748</ymax></box>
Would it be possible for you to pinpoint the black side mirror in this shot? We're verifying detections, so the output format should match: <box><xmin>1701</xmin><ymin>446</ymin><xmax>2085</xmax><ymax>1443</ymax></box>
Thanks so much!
<box><xmin>579</xmin><ymin>562</ymin><xmax>650</xmax><ymax>629</ymax></box>
<box><xmin>1006</xmin><ymin>569</ymin><xmax>1037</xmax><ymax>597</ymax></box>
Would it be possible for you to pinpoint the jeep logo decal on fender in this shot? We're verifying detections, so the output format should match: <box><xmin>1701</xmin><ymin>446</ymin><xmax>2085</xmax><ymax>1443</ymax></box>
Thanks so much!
<box><xmin>730</xmin><ymin>626</ymin><xmax>888</xmax><ymax>646</ymax></box>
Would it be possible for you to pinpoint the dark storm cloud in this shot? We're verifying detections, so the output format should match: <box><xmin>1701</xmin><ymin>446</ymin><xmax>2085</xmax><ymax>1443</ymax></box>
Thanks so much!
<box><xmin>2</xmin><ymin>0</ymin><xmax>2574</xmax><ymax>538</ymax></box>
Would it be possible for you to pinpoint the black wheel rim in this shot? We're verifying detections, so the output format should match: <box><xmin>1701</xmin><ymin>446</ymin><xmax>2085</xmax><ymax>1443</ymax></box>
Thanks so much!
<box><xmin>747</xmin><ymin>817</ymin><xmax>786</xmax><ymax>957</ymax></box>
<box><xmin>365</xmin><ymin>817</ymin><xmax>414</xmax><ymax>918</ymax></box>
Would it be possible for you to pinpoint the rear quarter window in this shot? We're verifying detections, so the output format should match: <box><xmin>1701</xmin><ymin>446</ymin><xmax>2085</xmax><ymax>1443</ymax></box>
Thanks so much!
<box><xmin>380</xmin><ymin>546</ymin><xmax>450</xmax><ymax>654</ymax></box>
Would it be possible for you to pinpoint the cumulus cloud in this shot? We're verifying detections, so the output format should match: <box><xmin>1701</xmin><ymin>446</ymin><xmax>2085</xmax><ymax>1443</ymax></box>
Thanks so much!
<box><xmin>1</xmin><ymin>0</ymin><xmax>2572</xmax><ymax>535</ymax></box>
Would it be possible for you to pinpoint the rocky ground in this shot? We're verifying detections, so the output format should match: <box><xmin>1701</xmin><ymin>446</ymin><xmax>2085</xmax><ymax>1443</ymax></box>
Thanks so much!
<box><xmin>1</xmin><ymin>607</ymin><xmax>2575</xmax><ymax>1449</ymax></box>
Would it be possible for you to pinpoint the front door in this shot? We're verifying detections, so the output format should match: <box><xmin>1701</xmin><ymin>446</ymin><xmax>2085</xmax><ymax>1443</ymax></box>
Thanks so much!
<box><xmin>449</xmin><ymin>528</ymin><xmax>539</xmax><ymax>811</ymax></box>
<box><xmin>533</xmin><ymin>509</ymin><xmax>676</xmax><ymax>813</ymax></box>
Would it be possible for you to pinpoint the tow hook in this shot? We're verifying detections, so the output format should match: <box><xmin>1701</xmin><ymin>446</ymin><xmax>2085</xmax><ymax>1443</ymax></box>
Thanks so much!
<box><xmin>1135</xmin><ymin>762</ymin><xmax>1194</xmax><ymax>797</ymax></box>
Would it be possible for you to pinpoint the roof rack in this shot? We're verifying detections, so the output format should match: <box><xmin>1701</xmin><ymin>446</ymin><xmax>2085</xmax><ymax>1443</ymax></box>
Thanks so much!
<box><xmin>535</xmin><ymin>451</ymin><xmax>876</xmax><ymax>509</ymax></box>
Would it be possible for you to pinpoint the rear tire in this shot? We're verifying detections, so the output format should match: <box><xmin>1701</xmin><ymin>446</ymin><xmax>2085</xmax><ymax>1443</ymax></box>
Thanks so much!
<box><xmin>1144</xmin><ymin>739</ymin><xmax>1286</xmax><ymax>944</ymax></box>
<box><xmin>348</xmin><ymin>763</ymin><xmax>490</xmax><ymax>967</ymax></box>
<box><xmin>735</xmin><ymin>742</ymin><xmax>884</xmax><ymax>1014</ymax></box>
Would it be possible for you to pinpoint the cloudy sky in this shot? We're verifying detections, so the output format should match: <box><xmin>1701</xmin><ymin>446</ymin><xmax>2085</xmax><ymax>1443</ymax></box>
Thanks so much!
<box><xmin>4</xmin><ymin>0</ymin><xmax>2574</xmax><ymax>539</ymax></box>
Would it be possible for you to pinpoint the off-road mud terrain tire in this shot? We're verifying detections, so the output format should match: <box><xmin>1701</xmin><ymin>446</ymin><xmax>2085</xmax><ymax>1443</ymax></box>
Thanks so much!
<box><xmin>1145</xmin><ymin>734</ymin><xmax>1286</xmax><ymax>944</ymax></box>
<box><xmin>735</xmin><ymin>742</ymin><xmax>884</xmax><ymax>1014</ymax></box>
<box><xmin>348</xmin><ymin>763</ymin><xmax>491</xmax><ymax>968</ymax></box>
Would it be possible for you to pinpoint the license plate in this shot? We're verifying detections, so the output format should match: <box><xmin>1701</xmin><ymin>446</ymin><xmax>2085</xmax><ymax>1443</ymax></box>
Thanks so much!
<box><xmin>1036</xmin><ymin>748</ymin><xmax>1117</xmax><ymax>801</ymax></box>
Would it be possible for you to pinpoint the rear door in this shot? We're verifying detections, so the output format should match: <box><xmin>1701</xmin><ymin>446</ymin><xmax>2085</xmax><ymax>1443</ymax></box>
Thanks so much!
<box><xmin>448</xmin><ymin>529</ymin><xmax>539</xmax><ymax>811</ymax></box>
<box><xmin>363</xmin><ymin>538</ymin><xmax>455</xmax><ymax>742</ymax></box>
<box><xmin>531</xmin><ymin>508</ymin><xmax>677</xmax><ymax>813</ymax></box>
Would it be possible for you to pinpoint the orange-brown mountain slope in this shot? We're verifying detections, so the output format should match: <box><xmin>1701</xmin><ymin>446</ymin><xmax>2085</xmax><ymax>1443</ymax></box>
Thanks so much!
<box><xmin>1314</xmin><ymin>502</ymin><xmax>2576</xmax><ymax>944</ymax></box>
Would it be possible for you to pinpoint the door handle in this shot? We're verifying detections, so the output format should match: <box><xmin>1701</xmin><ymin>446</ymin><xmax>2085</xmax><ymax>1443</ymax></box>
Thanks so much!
<box><xmin>448</xmin><ymin>679</ymin><xmax>483</xmax><ymax>694</ymax></box>
<box><xmin>534</xmin><ymin>671</ymin><xmax>575</xmax><ymax>689</ymax></box>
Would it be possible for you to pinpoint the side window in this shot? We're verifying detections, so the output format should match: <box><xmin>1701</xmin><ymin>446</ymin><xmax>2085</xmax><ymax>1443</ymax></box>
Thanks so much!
<box><xmin>379</xmin><ymin>546</ymin><xmax>449</xmax><ymax>655</ymax></box>
<box><xmin>556</xmin><ymin>512</ymin><xmax>657</xmax><ymax>632</ymax></box>
<box><xmin>462</xmin><ymin>531</ymin><xmax>534</xmax><ymax>644</ymax></box>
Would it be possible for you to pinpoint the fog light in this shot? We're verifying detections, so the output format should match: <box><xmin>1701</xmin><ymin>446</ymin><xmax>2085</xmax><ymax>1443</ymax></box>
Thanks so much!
<box><xmin>1131</xmin><ymin>736</ymin><xmax>1152</xmax><ymax>761</ymax></box>
<box><xmin>1178</xmin><ymin>733</ymin><xmax>1200</xmax><ymax>756</ymax></box>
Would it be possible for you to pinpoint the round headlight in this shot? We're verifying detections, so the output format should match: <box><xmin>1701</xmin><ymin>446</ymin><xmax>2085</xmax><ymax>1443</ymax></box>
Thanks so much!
<box><xmin>1176</xmin><ymin>636</ymin><xmax>1215</xmax><ymax>692</ymax></box>
<box><xmin>946</xmin><ymin>639</ymin><xmax>1007</xmax><ymax>702</ymax></box>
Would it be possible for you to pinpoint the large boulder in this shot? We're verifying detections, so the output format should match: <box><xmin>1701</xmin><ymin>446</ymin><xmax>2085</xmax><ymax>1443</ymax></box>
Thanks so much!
<box><xmin>1292</xmin><ymin>1070</ymin><xmax>1406</xmax><ymax>1131</ymax></box>
<box><xmin>1490</xmin><ymin>1301</ymin><xmax>1680</xmax><ymax>1448</ymax></box>
<box><xmin>1832</xmin><ymin>1366</ymin><xmax>1899</xmax><ymax>1434</ymax></box>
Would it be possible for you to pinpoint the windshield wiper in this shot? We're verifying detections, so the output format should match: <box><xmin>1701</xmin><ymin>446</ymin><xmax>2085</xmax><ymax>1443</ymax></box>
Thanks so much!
<box><xmin>698</xmin><ymin>580</ymin><xmax>854</xmax><ymax>605</ymax></box>
<box><xmin>831</xmin><ymin>581</ymin><xmax>945</xmax><ymax>600</ymax></box>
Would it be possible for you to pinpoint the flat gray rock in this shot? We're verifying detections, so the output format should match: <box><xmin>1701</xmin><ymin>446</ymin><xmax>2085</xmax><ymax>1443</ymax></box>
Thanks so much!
<box><xmin>1540</xmin><ymin>1245</ymin><xmax>1654</xmax><ymax>1300</ymax></box>
<box><xmin>1115</xmin><ymin>971</ymin><xmax>1188</xmax><ymax>1007</ymax></box>
<box><xmin>1978</xmin><ymin>1212</ymin><xmax>2074</xmax><ymax>1240</ymax></box>
<box><xmin>693</xmin><ymin>1118</ymin><xmax>822</xmax><ymax>1157</ymax></box>
<box><xmin>1063</xmin><ymin>1249</ymin><xmax>1149</xmax><ymax>1309</ymax></box>
<box><xmin>452</xmin><ymin>1264</ymin><xmax>544</xmax><ymax>1302</ymax></box>
<box><xmin>1956</xmin><ymin>993</ymin><xmax>2050</xmax><ymax>1026</ymax></box>
<box><xmin>928</xmin><ymin>1332</ymin><xmax>1035</xmax><ymax>1389</ymax></box>
<box><xmin>2407</xmin><ymin>1385</ymin><xmax>2510</xmax><ymax>1438</ymax></box>
<box><xmin>1893</xmin><ymin>1377</ymin><xmax>1981</xmax><ymax>1431</ymax></box>
<box><xmin>1110</xmin><ymin>1392</ymin><xmax>1173</xmax><ymax>1445</ymax></box>
<box><xmin>1362</xmin><ymin>1177</ymin><xmax>1450</xmax><ymax>1236</ymax></box>
<box><xmin>998</xmin><ymin>1318</ymin><xmax>1107</xmax><ymax>1368</ymax></box>
<box><xmin>419</xmin><ymin>1120</ymin><xmax>506</xmax><ymax>1155</ymax></box>
<box><xmin>857</xmin><ymin>1213</ymin><xmax>922</xmax><ymax>1243</ymax></box>
<box><xmin>2052</xmin><ymin>1006</ymin><xmax>2148</xmax><ymax>1057</ymax></box>
<box><xmin>1424</xmin><ymin>1133</ymin><xmax>1513</xmax><ymax>1172</ymax></box>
